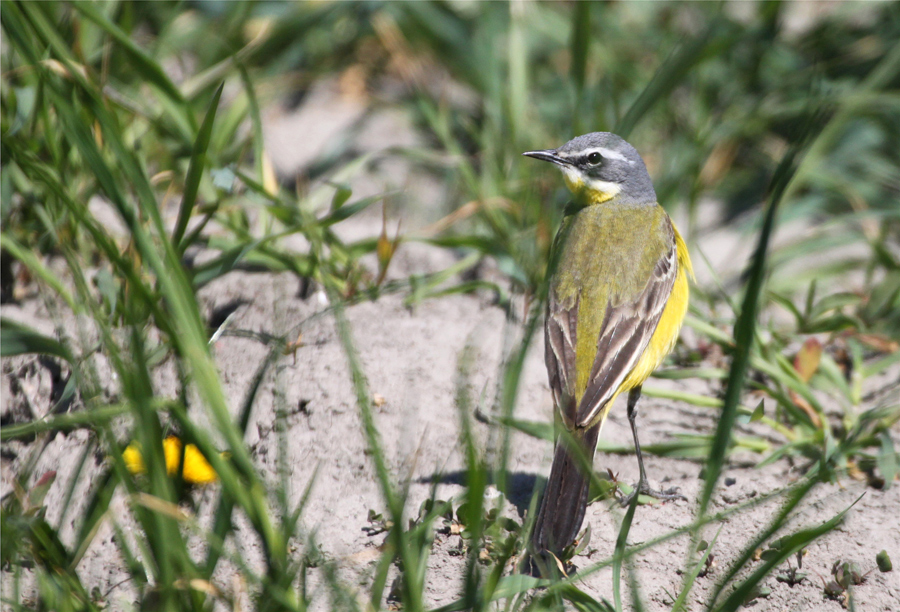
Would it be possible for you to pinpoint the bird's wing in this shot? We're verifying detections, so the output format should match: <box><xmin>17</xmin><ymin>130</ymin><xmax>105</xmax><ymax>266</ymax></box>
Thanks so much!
<box><xmin>573</xmin><ymin>240</ymin><xmax>678</xmax><ymax>428</ymax></box>
<box><xmin>545</xmin><ymin>292</ymin><xmax>580</xmax><ymax>423</ymax></box>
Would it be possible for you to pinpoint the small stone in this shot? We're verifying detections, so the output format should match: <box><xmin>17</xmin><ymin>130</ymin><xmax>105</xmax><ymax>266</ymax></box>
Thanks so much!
<box><xmin>724</xmin><ymin>477</ymin><xmax>736</xmax><ymax>486</ymax></box>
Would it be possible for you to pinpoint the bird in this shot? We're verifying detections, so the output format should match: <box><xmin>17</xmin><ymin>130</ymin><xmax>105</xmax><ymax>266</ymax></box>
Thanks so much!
<box><xmin>522</xmin><ymin>132</ymin><xmax>693</xmax><ymax>560</ymax></box>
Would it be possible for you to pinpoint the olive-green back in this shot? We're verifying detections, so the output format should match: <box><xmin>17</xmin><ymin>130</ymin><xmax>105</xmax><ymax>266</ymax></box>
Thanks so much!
<box><xmin>551</xmin><ymin>203</ymin><xmax>673</xmax><ymax>400</ymax></box>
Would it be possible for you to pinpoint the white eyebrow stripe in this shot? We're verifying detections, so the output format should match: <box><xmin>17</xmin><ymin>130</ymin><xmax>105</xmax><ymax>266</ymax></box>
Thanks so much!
<box><xmin>584</xmin><ymin>147</ymin><xmax>631</xmax><ymax>163</ymax></box>
<box><xmin>556</xmin><ymin>146</ymin><xmax>633</xmax><ymax>164</ymax></box>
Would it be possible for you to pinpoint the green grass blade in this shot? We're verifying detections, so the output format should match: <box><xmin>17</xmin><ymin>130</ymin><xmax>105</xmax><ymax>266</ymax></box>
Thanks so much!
<box><xmin>0</xmin><ymin>319</ymin><xmax>73</xmax><ymax>362</ymax></box>
<box><xmin>238</xmin><ymin>62</ymin><xmax>266</xmax><ymax>186</ymax></box>
<box><xmin>707</xmin><ymin>474</ymin><xmax>818</xmax><ymax>606</ymax></box>
<box><xmin>0</xmin><ymin>234</ymin><xmax>76</xmax><ymax>310</ymax></box>
<box><xmin>569</xmin><ymin>1</ymin><xmax>591</xmax><ymax>94</ymax></box>
<box><xmin>174</xmin><ymin>82</ymin><xmax>224</xmax><ymax>251</ymax></box>
<box><xmin>616</xmin><ymin>16</ymin><xmax>732</xmax><ymax>138</ymax></box>
<box><xmin>0</xmin><ymin>402</ymin><xmax>130</xmax><ymax>441</ymax></box>
<box><xmin>72</xmin><ymin>1</ymin><xmax>195</xmax><ymax>138</ymax></box>
<box><xmin>56</xmin><ymin>437</ymin><xmax>97</xmax><ymax>534</ymax></box>
<box><xmin>671</xmin><ymin>528</ymin><xmax>721</xmax><ymax>612</ymax></box>
<box><xmin>612</xmin><ymin>494</ymin><xmax>638</xmax><ymax>612</ymax></box>
<box><xmin>557</xmin><ymin>583</ymin><xmax>615</xmax><ymax>612</ymax></box>
<box><xmin>455</xmin><ymin>343</ymin><xmax>488</xmax><ymax>612</ymax></box>
<box><xmin>696</xmin><ymin>121</ymin><xmax>816</xmax><ymax>523</ymax></box>
<box><xmin>69</xmin><ymin>467</ymin><xmax>117</xmax><ymax>570</ymax></box>
<box><xmin>202</xmin><ymin>341</ymin><xmax>284</xmax><ymax>577</ymax></box>
<box><xmin>711</xmin><ymin>496</ymin><xmax>861</xmax><ymax>612</ymax></box>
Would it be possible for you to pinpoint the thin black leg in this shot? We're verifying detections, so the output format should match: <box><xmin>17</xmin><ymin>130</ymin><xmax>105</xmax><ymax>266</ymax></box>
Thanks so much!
<box><xmin>619</xmin><ymin>386</ymin><xmax>685</xmax><ymax>506</ymax></box>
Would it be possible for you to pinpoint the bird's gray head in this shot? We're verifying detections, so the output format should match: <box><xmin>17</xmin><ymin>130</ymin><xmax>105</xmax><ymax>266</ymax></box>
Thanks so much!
<box><xmin>522</xmin><ymin>132</ymin><xmax>656</xmax><ymax>205</ymax></box>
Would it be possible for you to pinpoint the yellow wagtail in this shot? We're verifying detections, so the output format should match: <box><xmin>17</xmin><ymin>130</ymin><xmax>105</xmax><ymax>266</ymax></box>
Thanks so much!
<box><xmin>523</xmin><ymin>132</ymin><xmax>693</xmax><ymax>557</ymax></box>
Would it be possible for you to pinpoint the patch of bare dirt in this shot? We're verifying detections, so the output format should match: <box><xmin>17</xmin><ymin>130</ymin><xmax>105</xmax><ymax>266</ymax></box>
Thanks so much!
<box><xmin>2</xmin><ymin>100</ymin><xmax>898</xmax><ymax>611</ymax></box>
<box><xmin>3</xmin><ymin>238</ymin><xmax>899</xmax><ymax>610</ymax></box>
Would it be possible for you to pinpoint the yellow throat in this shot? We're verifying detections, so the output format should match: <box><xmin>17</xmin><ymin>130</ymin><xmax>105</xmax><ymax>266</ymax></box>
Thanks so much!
<box><xmin>560</xmin><ymin>166</ymin><xmax>622</xmax><ymax>204</ymax></box>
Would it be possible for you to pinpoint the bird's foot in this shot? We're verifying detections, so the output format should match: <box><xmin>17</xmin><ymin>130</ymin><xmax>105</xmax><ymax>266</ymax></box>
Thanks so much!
<box><xmin>618</xmin><ymin>481</ymin><xmax>686</xmax><ymax>507</ymax></box>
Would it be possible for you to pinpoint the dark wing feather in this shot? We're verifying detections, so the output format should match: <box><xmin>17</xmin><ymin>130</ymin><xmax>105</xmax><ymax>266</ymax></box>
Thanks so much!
<box><xmin>574</xmin><ymin>243</ymin><xmax>678</xmax><ymax>428</ymax></box>
<box><xmin>544</xmin><ymin>293</ymin><xmax>579</xmax><ymax>425</ymax></box>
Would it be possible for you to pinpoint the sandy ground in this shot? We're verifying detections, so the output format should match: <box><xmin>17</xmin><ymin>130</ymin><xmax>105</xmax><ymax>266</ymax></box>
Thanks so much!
<box><xmin>3</xmin><ymin>88</ymin><xmax>899</xmax><ymax>611</ymax></box>
<box><xmin>3</xmin><ymin>232</ymin><xmax>899</xmax><ymax>611</ymax></box>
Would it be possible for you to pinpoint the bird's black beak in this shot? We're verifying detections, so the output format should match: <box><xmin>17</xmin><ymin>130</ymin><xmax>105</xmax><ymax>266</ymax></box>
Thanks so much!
<box><xmin>522</xmin><ymin>149</ymin><xmax>570</xmax><ymax>166</ymax></box>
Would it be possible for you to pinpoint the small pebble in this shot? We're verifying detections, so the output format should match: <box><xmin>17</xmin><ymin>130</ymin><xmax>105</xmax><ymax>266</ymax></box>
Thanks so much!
<box><xmin>724</xmin><ymin>477</ymin><xmax>736</xmax><ymax>486</ymax></box>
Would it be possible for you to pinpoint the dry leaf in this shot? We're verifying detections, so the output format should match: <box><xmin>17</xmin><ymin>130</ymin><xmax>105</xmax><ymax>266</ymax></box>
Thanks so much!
<box><xmin>132</xmin><ymin>492</ymin><xmax>191</xmax><ymax>521</ymax></box>
<box><xmin>789</xmin><ymin>391</ymin><xmax>822</xmax><ymax>429</ymax></box>
<box><xmin>283</xmin><ymin>332</ymin><xmax>304</xmax><ymax>364</ymax></box>
<box><xmin>262</xmin><ymin>151</ymin><xmax>278</xmax><ymax>197</ymax></box>
<box><xmin>346</xmin><ymin>547</ymin><xmax>382</xmax><ymax>564</ymax></box>
<box><xmin>854</xmin><ymin>333</ymin><xmax>899</xmax><ymax>354</ymax></box>
<box><xmin>794</xmin><ymin>337</ymin><xmax>822</xmax><ymax>383</ymax></box>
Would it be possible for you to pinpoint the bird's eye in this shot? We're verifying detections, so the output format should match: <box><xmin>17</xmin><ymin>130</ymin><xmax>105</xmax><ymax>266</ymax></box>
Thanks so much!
<box><xmin>587</xmin><ymin>152</ymin><xmax>603</xmax><ymax>165</ymax></box>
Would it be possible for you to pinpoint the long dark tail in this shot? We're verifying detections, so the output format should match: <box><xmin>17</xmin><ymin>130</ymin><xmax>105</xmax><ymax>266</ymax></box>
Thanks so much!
<box><xmin>531</xmin><ymin>424</ymin><xmax>601</xmax><ymax>556</ymax></box>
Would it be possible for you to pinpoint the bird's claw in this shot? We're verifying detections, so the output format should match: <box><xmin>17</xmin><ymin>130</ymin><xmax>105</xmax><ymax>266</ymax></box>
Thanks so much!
<box><xmin>618</xmin><ymin>483</ymin><xmax>686</xmax><ymax>507</ymax></box>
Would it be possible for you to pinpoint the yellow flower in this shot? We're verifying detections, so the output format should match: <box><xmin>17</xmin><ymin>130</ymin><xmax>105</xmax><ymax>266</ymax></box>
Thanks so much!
<box><xmin>176</xmin><ymin>439</ymin><xmax>219</xmax><ymax>485</ymax></box>
<box><xmin>122</xmin><ymin>436</ymin><xmax>219</xmax><ymax>485</ymax></box>
<box><xmin>123</xmin><ymin>442</ymin><xmax>147</xmax><ymax>474</ymax></box>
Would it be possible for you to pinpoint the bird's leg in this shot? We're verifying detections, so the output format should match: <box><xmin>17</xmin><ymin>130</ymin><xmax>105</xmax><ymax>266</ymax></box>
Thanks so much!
<box><xmin>619</xmin><ymin>386</ymin><xmax>686</xmax><ymax>506</ymax></box>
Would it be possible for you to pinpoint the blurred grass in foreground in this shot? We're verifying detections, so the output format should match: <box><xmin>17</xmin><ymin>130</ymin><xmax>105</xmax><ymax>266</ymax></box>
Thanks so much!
<box><xmin>2</xmin><ymin>1</ymin><xmax>899</xmax><ymax>611</ymax></box>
